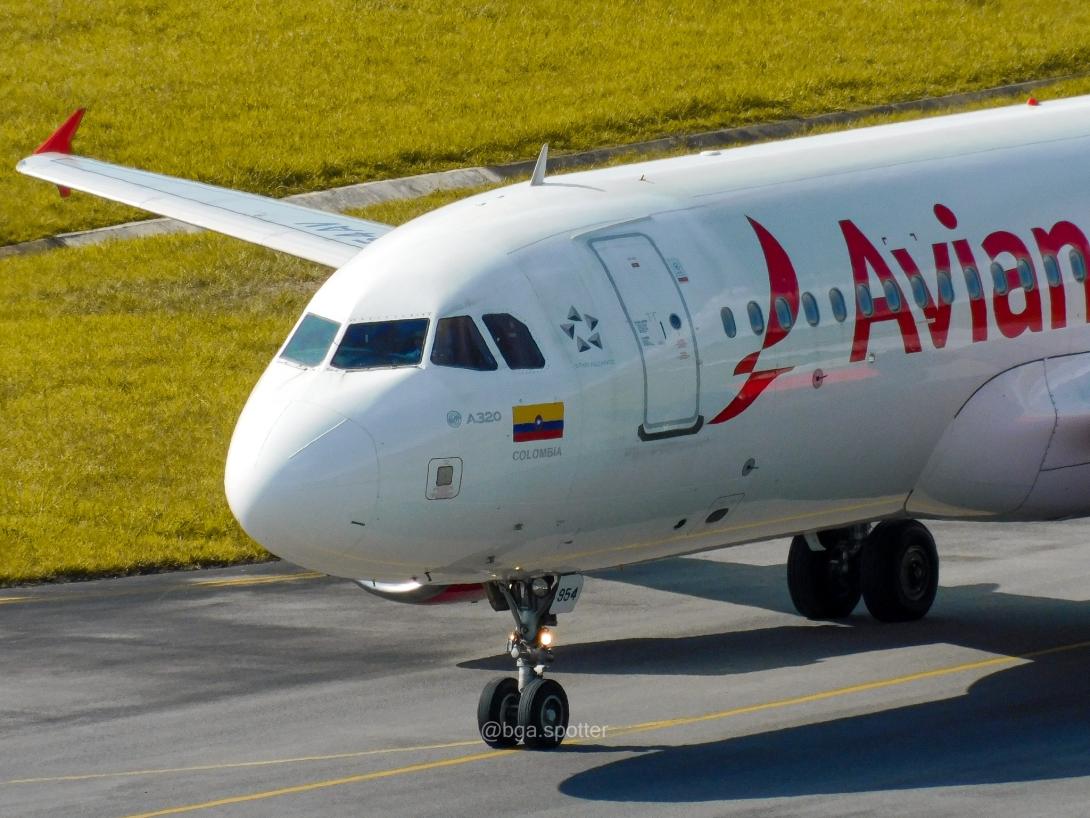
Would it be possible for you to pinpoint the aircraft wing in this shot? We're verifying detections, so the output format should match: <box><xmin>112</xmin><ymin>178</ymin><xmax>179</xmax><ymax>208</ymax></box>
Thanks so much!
<box><xmin>16</xmin><ymin>110</ymin><xmax>393</xmax><ymax>268</ymax></box>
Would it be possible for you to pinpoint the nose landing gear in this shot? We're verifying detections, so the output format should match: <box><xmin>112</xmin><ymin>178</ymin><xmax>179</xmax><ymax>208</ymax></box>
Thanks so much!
<box><xmin>787</xmin><ymin>520</ymin><xmax>939</xmax><ymax>622</ymax></box>
<box><xmin>478</xmin><ymin>575</ymin><xmax>580</xmax><ymax>749</ymax></box>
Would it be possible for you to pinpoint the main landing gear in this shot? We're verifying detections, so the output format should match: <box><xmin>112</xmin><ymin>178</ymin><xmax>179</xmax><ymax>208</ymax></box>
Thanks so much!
<box><xmin>787</xmin><ymin>520</ymin><xmax>939</xmax><ymax>622</ymax></box>
<box><xmin>478</xmin><ymin>576</ymin><xmax>578</xmax><ymax>750</ymax></box>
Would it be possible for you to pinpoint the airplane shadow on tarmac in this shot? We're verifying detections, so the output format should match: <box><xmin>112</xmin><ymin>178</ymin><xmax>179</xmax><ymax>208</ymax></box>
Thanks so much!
<box><xmin>557</xmin><ymin>648</ymin><xmax>1090</xmax><ymax>801</ymax></box>
<box><xmin>459</xmin><ymin>557</ymin><xmax>1090</xmax><ymax>678</ymax></box>
<box><xmin>458</xmin><ymin>557</ymin><xmax>1090</xmax><ymax>799</ymax></box>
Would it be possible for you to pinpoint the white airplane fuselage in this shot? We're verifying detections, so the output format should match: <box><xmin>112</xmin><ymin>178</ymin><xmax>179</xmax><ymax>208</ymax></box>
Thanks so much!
<box><xmin>223</xmin><ymin>97</ymin><xmax>1090</xmax><ymax>586</ymax></box>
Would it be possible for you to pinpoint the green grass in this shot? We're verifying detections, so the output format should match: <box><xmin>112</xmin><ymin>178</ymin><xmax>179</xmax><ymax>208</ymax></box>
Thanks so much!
<box><xmin>0</xmin><ymin>187</ymin><xmax>500</xmax><ymax>585</ymax></box>
<box><xmin>0</xmin><ymin>236</ymin><xmax>325</xmax><ymax>583</ymax></box>
<box><xmin>4</xmin><ymin>0</ymin><xmax>1090</xmax><ymax>246</ymax></box>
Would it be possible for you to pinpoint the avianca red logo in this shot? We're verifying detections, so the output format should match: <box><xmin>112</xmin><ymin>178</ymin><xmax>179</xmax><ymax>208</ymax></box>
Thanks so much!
<box><xmin>710</xmin><ymin>218</ymin><xmax>797</xmax><ymax>424</ymax></box>
<box><xmin>710</xmin><ymin>205</ymin><xmax>1090</xmax><ymax>425</ymax></box>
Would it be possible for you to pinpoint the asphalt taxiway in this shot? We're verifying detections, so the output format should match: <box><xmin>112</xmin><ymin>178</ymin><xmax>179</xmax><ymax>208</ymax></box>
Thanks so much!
<box><xmin>3</xmin><ymin>520</ymin><xmax>1090</xmax><ymax>817</ymax></box>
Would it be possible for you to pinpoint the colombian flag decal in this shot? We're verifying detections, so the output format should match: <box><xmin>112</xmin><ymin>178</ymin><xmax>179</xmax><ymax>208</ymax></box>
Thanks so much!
<box><xmin>513</xmin><ymin>402</ymin><xmax>564</xmax><ymax>443</ymax></box>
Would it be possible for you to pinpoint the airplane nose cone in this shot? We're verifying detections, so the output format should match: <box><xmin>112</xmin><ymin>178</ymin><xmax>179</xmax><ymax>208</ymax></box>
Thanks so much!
<box><xmin>224</xmin><ymin>401</ymin><xmax>378</xmax><ymax>567</ymax></box>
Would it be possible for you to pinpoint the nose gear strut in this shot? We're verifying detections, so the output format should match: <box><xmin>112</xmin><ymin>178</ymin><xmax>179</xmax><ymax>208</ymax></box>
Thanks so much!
<box><xmin>500</xmin><ymin>579</ymin><xmax>557</xmax><ymax>690</ymax></box>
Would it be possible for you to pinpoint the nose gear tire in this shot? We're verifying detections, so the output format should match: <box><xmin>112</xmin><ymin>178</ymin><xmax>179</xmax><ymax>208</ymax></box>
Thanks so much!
<box><xmin>517</xmin><ymin>678</ymin><xmax>569</xmax><ymax>749</ymax></box>
<box><xmin>477</xmin><ymin>676</ymin><xmax>521</xmax><ymax>748</ymax></box>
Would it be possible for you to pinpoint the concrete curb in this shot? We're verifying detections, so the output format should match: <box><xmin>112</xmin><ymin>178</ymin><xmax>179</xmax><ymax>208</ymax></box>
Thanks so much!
<box><xmin>1</xmin><ymin>74</ymin><xmax>1081</xmax><ymax>261</ymax></box>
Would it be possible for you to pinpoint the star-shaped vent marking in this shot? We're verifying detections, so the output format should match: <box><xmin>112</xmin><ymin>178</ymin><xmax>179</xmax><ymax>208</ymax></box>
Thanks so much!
<box><xmin>561</xmin><ymin>307</ymin><xmax>604</xmax><ymax>354</ymax></box>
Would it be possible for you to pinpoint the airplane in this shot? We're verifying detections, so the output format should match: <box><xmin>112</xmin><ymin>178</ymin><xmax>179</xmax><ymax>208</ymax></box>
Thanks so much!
<box><xmin>18</xmin><ymin>94</ymin><xmax>1090</xmax><ymax>749</ymax></box>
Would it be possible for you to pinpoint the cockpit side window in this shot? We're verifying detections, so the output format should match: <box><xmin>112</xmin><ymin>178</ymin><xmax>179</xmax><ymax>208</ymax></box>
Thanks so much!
<box><xmin>330</xmin><ymin>318</ymin><xmax>429</xmax><ymax>370</ymax></box>
<box><xmin>280</xmin><ymin>313</ymin><xmax>340</xmax><ymax>367</ymax></box>
<box><xmin>431</xmin><ymin>316</ymin><xmax>498</xmax><ymax>371</ymax></box>
<box><xmin>482</xmin><ymin>313</ymin><xmax>546</xmax><ymax>369</ymax></box>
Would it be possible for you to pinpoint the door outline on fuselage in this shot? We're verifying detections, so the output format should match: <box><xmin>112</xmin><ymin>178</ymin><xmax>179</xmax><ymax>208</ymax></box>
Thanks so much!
<box><xmin>589</xmin><ymin>232</ymin><xmax>703</xmax><ymax>440</ymax></box>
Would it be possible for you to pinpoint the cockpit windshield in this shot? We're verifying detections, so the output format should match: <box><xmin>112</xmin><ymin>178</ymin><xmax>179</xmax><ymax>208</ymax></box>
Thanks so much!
<box><xmin>431</xmin><ymin>316</ymin><xmax>498</xmax><ymax>371</ymax></box>
<box><xmin>482</xmin><ymin>313</ymin><xmax>545</xmax><ymax>369</ymax></box>
<box><xmin>331</xmin><ymin>318</ymin><xmax>429</xmax><ymax>370</ymax></box>
<box><xmin>280</xmin><ymin>313</ymin><xmax>340</xmax><ymax>367</ymax></box>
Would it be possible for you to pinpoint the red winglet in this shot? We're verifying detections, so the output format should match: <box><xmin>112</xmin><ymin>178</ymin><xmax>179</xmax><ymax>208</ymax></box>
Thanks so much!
<box><xmin>34</xmin><ymin>108</ymin><xmax>86</xmax><ymax>197</ymax></box>
<box><xmin>35</xmin><ymin>108</ymin><xmax>85</xmax><ymax>155</ymax></box>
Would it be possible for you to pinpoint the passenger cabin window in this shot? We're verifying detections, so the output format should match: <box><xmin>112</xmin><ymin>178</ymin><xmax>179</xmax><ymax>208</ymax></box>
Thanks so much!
<box><xmin>720</xmin><ymin>306</ymin><xmax>737</xmax><ymax>338</ymax></box>
<box><xmin>882</xmin><ymin>279</ymin><xmax>902</xmax><ymax>312</ymax></box>
<box><xmin>856</xmin><ymin>284</ymin><xmax>874</xmax><ymax>317</ymax></box>
<box><xmin>482</xmin><ymin>314</ymin><xmax>545</xmax><ymax>369</ymax></box>
<box><xmin>909</xmin><ymin>275</ymin><xmax>928</xmax><ymax>309</ymax></box>
<box><xmin>331</xmin><ymin>318</ymin><xmax>429</xmax><ymax>370</ymax></box>
<box><xmin>937</xmin><ymin>271</ymin><xmax>955</xmax><ymax>305</ymax></box>
<box><xmin>431</xmin><ymin>316</ymin><xmax>497</xmax><ymax>371</ymax></box>
<box><xmin>280</xmin><ymin>313</ymin><xmax>340</xmax><ymax>367</ymax></box>
<box><xmin>963</xmin><ymin>266</ymin><xmax>983</xmax><ymax>300</ymax></box>
<box><xmin>990</xmin><ymin>262</ymin><xmax>1009</xmax><ymax>296</ymax></box>
<box><xmin>747</xmin><ymin>301</ymin><xmax>765</xmax><ymax>335</ymax></box>
<box><xmin>774</xmin><ymin>297</ymin><xmax>793</xmax><ymax>330</ymax></box>
<box><xmin>801</xmin><ymin>292</ymin><xmax>820</xmax><ymax>326</ymax></box>
<box><xmin>1044</xmin><ymin>255</ymin><xmax>1062</xmax><ymax>287</ymax></box>
<box><xmin>1071</xmin><ymin>248</ymin><xmax>1087</xmax><ymax>282</ymax></box>
<box><xmin>829</xmin><ymin>288</ymin><xmax>847</xmax><ymax>323</ymax></box>
<box><xmin>1017</xmin><ymin>259</ymin><xmax>1035</xmax><ymax>291</ymax></box>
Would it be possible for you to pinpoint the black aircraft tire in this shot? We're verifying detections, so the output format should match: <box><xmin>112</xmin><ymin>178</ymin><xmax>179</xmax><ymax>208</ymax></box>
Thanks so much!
<box><xmin>787</xmin><ymin>533</ymin><xmax>861</xmax><ymax>620</ymax></box>
<box><xmin>518</xmin><ymin>678</ymin><xmax>569</xmax><ymax>749</ymax></box>
<box><xmin>477</xmin><ymin>676</ymin><xmax>520</xmax><ymax>748</ymax></box>
<box><xmin>861</xmin><ymin>520</ymin><xmax>939</xmax><ymax>622</ymax></box>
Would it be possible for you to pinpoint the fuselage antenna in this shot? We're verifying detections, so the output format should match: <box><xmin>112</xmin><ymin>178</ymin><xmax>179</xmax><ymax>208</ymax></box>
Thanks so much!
<box><xmin>530</xmin><ymin>143</ymin><xmax>549</xmax><ymax>186</ymax></box>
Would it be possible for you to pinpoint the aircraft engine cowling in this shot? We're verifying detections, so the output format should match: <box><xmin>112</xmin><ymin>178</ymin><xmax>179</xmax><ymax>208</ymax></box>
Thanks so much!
<box><xmin>355</xmin><ymin>580</ymin><xmax>487</xmax><ymax>605</ymax></box>
<box><xmin>908</xmin><ymin>353</ymin><xmax>1090</xmax><ymax>520</ymax></box>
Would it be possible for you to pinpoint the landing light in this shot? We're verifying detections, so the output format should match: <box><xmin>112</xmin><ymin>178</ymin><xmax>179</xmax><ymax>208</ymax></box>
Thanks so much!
<box><xmin>538</xmin><ymin>628</ymin><xmax>555</xmax><ymax>647</ymax></box>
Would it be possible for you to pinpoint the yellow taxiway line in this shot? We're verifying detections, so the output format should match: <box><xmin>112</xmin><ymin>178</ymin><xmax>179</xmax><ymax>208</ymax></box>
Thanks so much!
<box><xmin>2</xmin><ymin>740</ymin><xmax>482</xmax><ymax>786</ymax></box>
<box><xmin>122</xmin><ymin>750</ymin><xmax>519</xmax><ymax>818</ymax></box>
<box><xmin>113</xmin><ymin>638</ymin><xmax>1090</xmax><ymax>818</ymax></box>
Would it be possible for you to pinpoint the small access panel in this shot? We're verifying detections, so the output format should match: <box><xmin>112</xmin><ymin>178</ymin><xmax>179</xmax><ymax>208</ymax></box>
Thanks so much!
<box><xmin>426</xmin><ymin>457</ymin><xmax>463</xmax><ymax>500</ymax></box>
<box><xmin>591</xmin><ymin>234</ymin><xmax>702</xmax><ymax>439</ymax></box>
